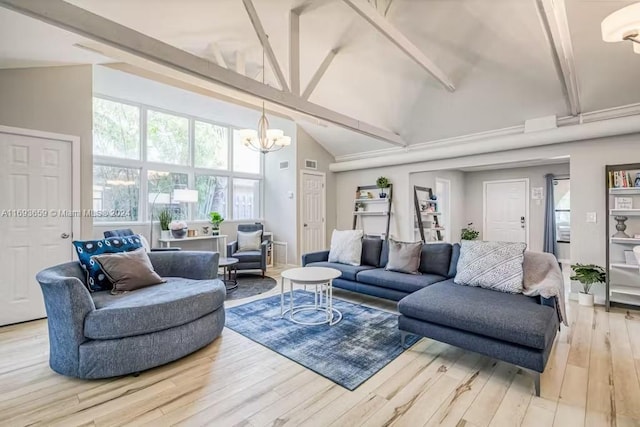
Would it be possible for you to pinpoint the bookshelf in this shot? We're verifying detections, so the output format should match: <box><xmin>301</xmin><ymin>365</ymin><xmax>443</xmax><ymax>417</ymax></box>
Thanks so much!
<box><xmin>606</xmin><ymin>163</ymin><xmax>640</xmax><ymax>310</ymax></box>
<box><xmin>352</xmin><ymin>184</ymin><xmax>393</xmax><ymax>240</ymax></box>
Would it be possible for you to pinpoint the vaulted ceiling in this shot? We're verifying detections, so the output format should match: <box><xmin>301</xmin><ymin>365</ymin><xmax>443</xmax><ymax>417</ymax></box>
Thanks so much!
<box><xmin>1</xmin><ymin>0</ymin><xmax>639</xmax><ymax>158</ymax></box>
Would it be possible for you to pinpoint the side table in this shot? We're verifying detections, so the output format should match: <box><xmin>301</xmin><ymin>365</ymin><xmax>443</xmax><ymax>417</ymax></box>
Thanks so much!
<box><xmin>219</xmin><ymin>257</ymin><xmax>239</xmax><ymax>292</ymax></box>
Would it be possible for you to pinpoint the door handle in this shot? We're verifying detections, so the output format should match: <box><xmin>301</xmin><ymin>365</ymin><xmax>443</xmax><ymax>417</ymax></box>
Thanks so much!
<box><xmin>520</xmin><ymin>216</ymin><xmax>525</xmax><ymax>229</ymax></box>
<box><xmin>303</xmin><ymin>224</ymin><xmax>308</xmax><ymax>227</ymax></box>
<box><xmin>60</xmin><ymin>232</ymin><xmax>70</xmax><ymax>239</ymax></box>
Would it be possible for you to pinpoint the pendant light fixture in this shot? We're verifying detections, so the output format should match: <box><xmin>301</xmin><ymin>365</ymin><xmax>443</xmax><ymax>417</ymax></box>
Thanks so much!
<box><xmin>238</xmin><ymin>37</ymin><xmax>291</xmax><ymax>153</ymax></box>
<box><xmin>602</xmin><ymin>2</ymin><xmax>640</xmax><ymax>54</ymax></box>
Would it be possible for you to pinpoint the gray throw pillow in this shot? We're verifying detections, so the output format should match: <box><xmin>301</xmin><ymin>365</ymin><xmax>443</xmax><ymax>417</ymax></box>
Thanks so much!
<box><xmin>454</xmin><ymin>240</ymin><xmax>527</xmax><ymax>293</ymax></box>
<box><xmin>92</xmin><ymin>248</ymin><xmax>165</xmax><ymax>293</ymax></box>
<box><xmin>237</xmin><ymin>230</ymin><xmax>262</xmax><ymax>252</ymax></box>
<box><xmin>385</xmin><ymin>239</ymin><xmax>422</xmax><ymax>274</ymax></box>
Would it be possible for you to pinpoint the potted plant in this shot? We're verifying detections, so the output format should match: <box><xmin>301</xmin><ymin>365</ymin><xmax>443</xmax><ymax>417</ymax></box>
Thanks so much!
<box><xmin>461</xmin><ymin>223</ymin><xmax>480</xmax><ymax>240</ymax></box>
<box><xmin>208</xmin><ymin>212</ymin><xmax>224</xmax><ymax>235</ymax></box>
<box><xmin>570</xmin><ymin>263</ymin><xmax>606</xmax><ymax>307</ymax></box>
<box><xmin>158</xmin><ymin>209</ymin><xmax>173</xmax><ymax>240</ymax></box>
<box><xmin>169</xmin><ymin>220</ymin><xmax>188</xmax><ymax>238</ymax></box>
<box><xmin>355</xmin><ymin>202</ymin><xmax>365</xmax><ymax>212</ymax></box>
<box><xmin>376</xmin><ymin>176</ymin><xmax>390</xmax><ymax>198</ymax></box>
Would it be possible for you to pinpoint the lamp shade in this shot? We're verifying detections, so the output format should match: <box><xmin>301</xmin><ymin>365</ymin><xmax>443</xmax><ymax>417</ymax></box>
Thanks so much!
<box><xmin>602</xmin><ymin>2</ymin><xmax>640</xmax><ymax>53</ymax></box>
<box><xmin>172</xmin><ymin>189</ymin><xmax>198</xmax><ymax>203</ymax></box>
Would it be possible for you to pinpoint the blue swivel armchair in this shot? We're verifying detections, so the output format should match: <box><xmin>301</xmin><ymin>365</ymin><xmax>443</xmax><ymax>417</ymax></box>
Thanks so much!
<box><xmin>227</xmin><ymin>223</ymin><xmax>268</xmax><ymax>277</ymax></box>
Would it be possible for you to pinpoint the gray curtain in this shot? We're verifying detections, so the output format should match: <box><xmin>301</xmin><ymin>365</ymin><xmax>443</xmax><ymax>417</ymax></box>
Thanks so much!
<box><xmin>543</xmin><ymin>173</ymin><xmax>558</xmax><ymax>257</ymax></box>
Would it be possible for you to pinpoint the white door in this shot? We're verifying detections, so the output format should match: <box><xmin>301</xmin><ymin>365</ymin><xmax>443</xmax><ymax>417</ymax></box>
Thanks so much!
<box><xmin>0</xmin><ymin>131</ymin><xmax>74</xmax><ymax>326</ymax></box>
<box><xmin>435</xmin><ymin>178</ymin><xmax>451</xmax><ymax>242</ymax></box>
<box><xmin>484</xmin><ymin>179</ymin><xmax>528</xmax><ymax>244</ymax></box>
<box><xmin>301</xmin><ymin>172</ymin><xmax>325</xmax><ymax>254</ymax></box>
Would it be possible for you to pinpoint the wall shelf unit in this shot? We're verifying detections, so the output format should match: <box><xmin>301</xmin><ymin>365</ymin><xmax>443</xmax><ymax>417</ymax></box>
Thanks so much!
<box><xmin>352</xmin><ymin>184</ymin><xmax>392</xmax><ymax>240</ymax></box>
<box><xmin>413</xmin><ymin>185</ymin><xmax>444</xmax><ymax>243</ymax></box>
<box><xmin>606</xmin><ymin>163</ymin><xmax>640</xmax><ymax>310</ymax></box>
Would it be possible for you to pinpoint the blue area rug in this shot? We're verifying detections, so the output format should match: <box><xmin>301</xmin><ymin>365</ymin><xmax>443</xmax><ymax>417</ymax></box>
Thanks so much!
<box><xmin>225</xmin><ymin>290</ymin><xmax>419</xmax><ymax>390</ymax></box>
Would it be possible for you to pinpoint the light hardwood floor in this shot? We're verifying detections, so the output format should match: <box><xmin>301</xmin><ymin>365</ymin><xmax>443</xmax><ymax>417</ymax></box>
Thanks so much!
<box><xmin>1</xmin><ymin>267</ymin><xmax>639</xmax><ymax>427</ymax></box>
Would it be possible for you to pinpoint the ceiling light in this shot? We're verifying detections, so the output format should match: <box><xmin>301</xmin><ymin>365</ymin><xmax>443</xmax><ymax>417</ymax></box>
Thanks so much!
<box><xmin>602</xmin><ymin>2</ymin><xmax>640</xmax><ymax>54</ymax></box>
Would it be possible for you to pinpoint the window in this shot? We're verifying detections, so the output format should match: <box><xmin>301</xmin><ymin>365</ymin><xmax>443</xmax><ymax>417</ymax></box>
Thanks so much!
<box><xmin>233</xmin><ymin>178</ymin><xmax>260</xmax><ymax>220</ymax></box>
<box><xmin>233</xmin><ymin>130</ymin><xmax>261</xmax><ymax>174</ymax></box>
<box><xmin>195</xmin><ymin>121</ymin><xmax>228</xmax><ymax>170</ymax></box>
<box><xmin>93</xmin><ymin>165</ymin><xmax>140</xmax><ymax>222</ymax></box>
<box><xmin>93</xmin><ymin>98</ymin><xmax>140</xmax><ymax>159</ymax></box>
<box><xmin>554</xmin><ymin>179</ymin><xmax>570</xmax><ymax>243</ymax></box>
<box><xmin>147</xmin><ymin>110</ymin><xmax>189</xmax><ymax>165</ymax></box>
<box><xmin>92</xmin><ymin>96</ymin><xmax>263</xmax><ymax>223</ymax></box>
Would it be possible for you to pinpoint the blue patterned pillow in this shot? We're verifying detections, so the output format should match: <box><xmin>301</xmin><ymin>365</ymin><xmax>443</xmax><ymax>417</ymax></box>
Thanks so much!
<box><xmin>72</xmin><ymin>236</ymin><xmax>144</xmax><ymax>292</ymax></box>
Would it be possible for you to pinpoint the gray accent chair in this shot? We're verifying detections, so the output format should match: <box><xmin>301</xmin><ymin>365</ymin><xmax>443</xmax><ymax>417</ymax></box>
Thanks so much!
<box><xmin>227</xmin><ymin>223</ymin><xmax>268</xmax><ymax>277</ymax></box>
<box><xmin>36</xmin><ymin>251</ymin><xmax>225</xmax><ymax>379</ymax></box>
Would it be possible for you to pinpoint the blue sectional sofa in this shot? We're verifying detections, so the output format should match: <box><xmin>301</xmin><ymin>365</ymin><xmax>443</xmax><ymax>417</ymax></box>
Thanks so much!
<box><xmin>302</xmin><ymin>239</ymin><xmax>559</xmax><ymax>395</ymax></box>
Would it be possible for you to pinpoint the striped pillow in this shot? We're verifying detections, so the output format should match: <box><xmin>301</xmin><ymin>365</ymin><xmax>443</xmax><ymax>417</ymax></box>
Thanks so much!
<box><xmin>454</xmin><ymin>240</ymin><xmax>527</xmax><ymax>293</ymax></box>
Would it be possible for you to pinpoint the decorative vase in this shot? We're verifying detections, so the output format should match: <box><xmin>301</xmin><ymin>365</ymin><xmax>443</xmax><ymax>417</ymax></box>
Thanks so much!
<box><xmin>171</xmin><ymin>228</ymin><xmax>187</xmax><ymax>238</ymax></box>
<box><xmin>613</xmin><ymin>216</ymin><xmax>630</xmax><ymax>238</ymax></box>
<box><xmin>578</xmin><ymin>292</ymin><xmax>594</xmax><ymax>307</ymax></box>
<box><xmin>160</xmin><ymin>230</ymin><xmax>171</xmax><ymax>240</ymax></box>
<box><xmin>212</xmin><ymin>228</ymin><xmax>220</xmax><ymax>235</ymax></box>
<box><xmin>379</xmin><ymin>191</ymin><xmax>387</xmax><ymax>199</ymax></box>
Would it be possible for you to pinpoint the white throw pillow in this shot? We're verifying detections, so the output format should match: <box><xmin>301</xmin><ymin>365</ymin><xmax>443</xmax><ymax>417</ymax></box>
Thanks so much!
<box><xmin>328</xmin><ymin>230</ymin><xmax>364</xmax><ymax>266</ymax></box>
<box><xmin>237</xmin><ymin>230</ymin><xmax>262</xmax><ymax>252</ymax></box>
<box><xmin>135</xmin><ymin>234</ymin><xmax>151</xmax><ymax>252</ymax></box>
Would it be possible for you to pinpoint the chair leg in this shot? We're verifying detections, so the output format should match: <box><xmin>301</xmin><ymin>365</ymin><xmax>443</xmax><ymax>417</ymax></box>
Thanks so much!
<box><xmin>262</xmin><ymin>270</ymin><xmax>265</xmax><ymax>278</ymax></box>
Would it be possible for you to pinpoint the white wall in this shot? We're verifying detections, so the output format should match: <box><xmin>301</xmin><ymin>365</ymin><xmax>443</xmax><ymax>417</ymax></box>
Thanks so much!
<box><xmin>335</xmin><ymin>133</ymin><xmax>640</xmax><ymax>302</ymax></box>
<box><xmin>409</xmin><ymin>170</ymin><xmax>466</xmax><ymax>243</ymax></box>
<box><xmin>296</xmin><ymin>127</ymin><xmax>336</xmax><ymax>257</ymax></box>
<box><xmin>463</xmin><ymin>163</ymin><xmax>570</xmax><ymax>253</ymax></box>
<box><xmin>0</xmin><ymin>65</ymin><xmax>93</xmax><ymax>238</ymax></box>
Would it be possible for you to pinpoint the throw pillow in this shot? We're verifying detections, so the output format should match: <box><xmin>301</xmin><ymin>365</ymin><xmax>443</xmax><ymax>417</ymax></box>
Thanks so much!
<box><xmin>454</xmin><ymin>240</ymin><xmax>527</xmax><ymax>293</ymax></box>
<box><xmin>92</xmin><ymin>248</ymin><xmax>165</xmax><ymax>293</ymax></box>
<box><xmin>328</xmin><ymin>229</ymin><xmax>364</xmax><ymax>266</ymax></box>
<box><xmin>385</xmin><ymin>239</ymin><xmax>422</xmax><ymax>274</ymax></box>
<box><xmin>137</xmin><ymin>234</ymin><xmax>151</xmax><ymax>252</ymax></box>
<box><xmin>237</xmin><ymin>230</ymin><xmax>262</xmax><ymax>252</ymax></box>
<box><xmin>72</xmin><ymin>236</ymin><xmax>144</xmax><ymax>292</ymax></box>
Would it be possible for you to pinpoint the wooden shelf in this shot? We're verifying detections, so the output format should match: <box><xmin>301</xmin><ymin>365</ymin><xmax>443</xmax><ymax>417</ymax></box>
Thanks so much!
<box><xmin>610</xmin><ymin>263</ymin><xmax>639</xmax><ymax>271</ymax></box>
<box><xmin>354</xmin><ymin>198</ymin><xmax>389</xmax><ymax>204</ymax></box>
<box><xmin>610</xmin><ymin>237</ymin><xmax>640</xmax><ymax>244</ymax></box>
<box><xmin>353</xmin><ymin>211</ymin><xmax>388</xmax><ymax>216</ymax></box>
<box><xmin>610</xmin><ymin>285</ymin><xmax>640</xmax><ymax>297</ymax></box>
<box><xmin>609</xmin><ymin>188</ymin><xmax>640</xmax><ymax>195</ymax></box>
<box><xmin>420</xmin><ymin>212</ymin><xmax>441</xmax><ymax>216</ymax></box>
<box><xmin>610</xmin><ymin>209</ymin><xmax>640</xmax><ymax>216</ymax></box>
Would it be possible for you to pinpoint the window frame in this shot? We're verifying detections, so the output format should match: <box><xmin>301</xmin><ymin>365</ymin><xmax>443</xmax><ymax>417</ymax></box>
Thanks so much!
<box><xmin>93</xmin><ymin>94</ymin><xmax>264</xmax><ymax>225</ymax></box>
<box><xmin>553</xmin><ymin>178</ymin><xmax>570</xmax><ymax>244</ymax></box>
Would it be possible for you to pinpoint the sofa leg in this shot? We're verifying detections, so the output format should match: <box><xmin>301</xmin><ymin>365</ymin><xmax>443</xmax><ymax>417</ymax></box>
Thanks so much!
<box><xmin>132</xmin><ymin>372</ymin><xmax>140</xmax><ymax>378</ymax></box>
<box><xmin>400</xmin><ymin>330</ymin><xmax>410</xmax><ymax>349</ymax></box>
<box><xmin>533</xmin><ymin>371</ymin><xmax>540</xmax><ymax>396</ymax></box>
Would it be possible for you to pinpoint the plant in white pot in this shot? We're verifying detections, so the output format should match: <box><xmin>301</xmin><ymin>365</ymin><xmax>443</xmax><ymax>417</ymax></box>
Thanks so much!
<box><xmin>570</xmin><ymin>263</ymin><xmax>606</xmax><ymax>307</ymax></box>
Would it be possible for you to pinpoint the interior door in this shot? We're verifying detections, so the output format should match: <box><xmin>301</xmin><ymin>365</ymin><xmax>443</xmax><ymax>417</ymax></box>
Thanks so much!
<box><xmin>0</xmin><ymin>131</ymin><xmax>74</xmax><ymax>326</ymax></box>
<box><xmin>301</xmin><ymin>172</ymin><xmax>325</xmax><ymax>254</ymax></box>
<box><xmin>484</xmin><ymin>180</ymin><xmax>527</xmax><ymax>243</ymax></box>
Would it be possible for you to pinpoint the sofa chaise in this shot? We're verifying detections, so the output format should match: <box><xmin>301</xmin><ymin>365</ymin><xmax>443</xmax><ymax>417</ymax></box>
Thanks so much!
<box><xmin>302</xmin><ymin>239</ymin><xmax>559</xmax><ymax>395</ymax></box>
<box><xmin>36</xmin><ymin>251</ymin><xmax>226</xmax><ymax>379</ymax></box>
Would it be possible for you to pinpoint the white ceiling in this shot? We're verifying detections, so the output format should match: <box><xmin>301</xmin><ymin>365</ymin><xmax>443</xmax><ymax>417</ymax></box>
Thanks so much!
<box><xmin>1</xmin><ymin>0</ymin><xmax>639</xmax><ymax>158</ymax></box>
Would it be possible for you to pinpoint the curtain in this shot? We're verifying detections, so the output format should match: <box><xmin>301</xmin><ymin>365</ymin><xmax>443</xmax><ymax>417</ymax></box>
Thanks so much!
<box><xmin>543</xmin><ymin>173</ymin><xmax>558</xmax><ymax>257</ymax></box>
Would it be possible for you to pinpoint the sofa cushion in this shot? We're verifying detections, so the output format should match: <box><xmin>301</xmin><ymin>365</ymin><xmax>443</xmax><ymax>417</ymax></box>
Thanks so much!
<box><xmin>85</xmin><ymin>277</ymin><xmax>225</xmax><ymax>340</ymax></box>
<box><xmin>418</xmin><ymin>243</ymin><xmax>453</xmax><ymax>277</ymax></box>
<box><xmin>306</xmin><ymin>262</ymin><xmax>375</xmax><ymax>281</ymax></box>
<box><xmin>357</xmin><ymin>268</ymin><xmax>446</xmax><ymax>293</ymax></box>
<box><xmin>398</xmin><ymin>279</ymin><xmax>557</xmax><ymax>350</ymax></box>
<box><xmin>361</xmin><ymin>238</ymin><xmax>384</xmax><ymax>267</ymax></box>
<box><xmin>448</xmin><ymin>243</ymin><xmax>461</xmax><ymax>278</ymax></box>
<box><xmin>233</xmin><ymin>251</ymin><xmax>262</xmax><ymax>263</ymax></box>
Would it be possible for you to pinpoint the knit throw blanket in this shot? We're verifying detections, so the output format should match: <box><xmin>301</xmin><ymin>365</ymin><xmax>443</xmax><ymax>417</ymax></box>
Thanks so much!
<box><xmin>522</xmin><ymin>251</ymin><xmax>568</xmax><ymax>326</ymax></box>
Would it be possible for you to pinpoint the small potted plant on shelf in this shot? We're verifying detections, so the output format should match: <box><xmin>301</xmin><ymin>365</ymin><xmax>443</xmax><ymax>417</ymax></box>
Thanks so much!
<box><xmin>355</xmin><ymin>201</ymin><xmax>365</xmax><ymax>212</ymax></box>
<box><xmin>570</xmin><ymin>263</ymin><xmax>606</xmax><ymax>307</ymax></box>
<box><xmin>376</xmin><ymin>176</ymin><xmax>390</xmax><ymax>198</ymax></box>
<box><xmin>461</xmin><ymin>223</ymin><xmax>480</xmax><ymax>240</ymax></box>
<box><xmin>208</xmin><ymin>212</ymin><xmax>224</xmax><ymax>235</ymax></box>
<box><xmin>169</xmin><ymin>220</ymin><xmax>188</xmax><ymax>238</ymax></box>
<box><xmin>158</xmin><ymin>209</ymin><xmax>172</xmax><ymax>240</ymax></box>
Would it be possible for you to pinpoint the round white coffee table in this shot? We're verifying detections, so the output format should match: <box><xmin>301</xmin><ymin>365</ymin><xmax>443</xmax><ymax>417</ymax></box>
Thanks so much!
<box><xmin>280</xmin><ymin>267</ymin><xmax>342</xmax><ymax>326</ymax></box>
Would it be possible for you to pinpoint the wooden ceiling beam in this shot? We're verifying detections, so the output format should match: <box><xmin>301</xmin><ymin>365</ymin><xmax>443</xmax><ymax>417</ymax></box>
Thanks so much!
<box><xmin>289</xmin><ymin>10</ymin><xmax>301</xmax><ymax>95</ymax></box>
<box><xmin>0</xmin><ymin>0</ymin><xmax>406</xmax><ymax>147</ymax></box>
<box><xmin>241</xmin><ymin>0</ymin><xmax>289</xmax><ymax>92</ymax></box>
<box><xmin>302</xmin><ymin>48</ymin><xmax>339</xmax><ymax>100</ymax></box>
<box><xmin>342</xmin><ymin>0</ymin><xmax>455</xmax><ymax>92</ymax></box>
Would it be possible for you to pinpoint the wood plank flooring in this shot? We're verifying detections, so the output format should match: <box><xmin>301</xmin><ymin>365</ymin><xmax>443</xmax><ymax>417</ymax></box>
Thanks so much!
<box><xmin>1</xmin><ymin>267</ymin><xmax>639</xmax><ymax>426</ymax></box>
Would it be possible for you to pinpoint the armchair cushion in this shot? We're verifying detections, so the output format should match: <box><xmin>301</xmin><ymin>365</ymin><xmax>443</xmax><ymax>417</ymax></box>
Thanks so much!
<box><xmin>73</xmin><ymin>236</ymin><xmax>144</xmax><ymax>292</ymax></box>
<box><xmin>232</xmin><ymin>250</ymin><xmax>262</xmax><ymax>263</ymax></box>
<box><xmin>237</xmin><ymin>230</ymin><xmax>262</xmax><ymax>252</ymax></box>
<box><xmin>85</xmin><ymin>277</ymin><xmax>225</xmax><ymax>340</ymax></box>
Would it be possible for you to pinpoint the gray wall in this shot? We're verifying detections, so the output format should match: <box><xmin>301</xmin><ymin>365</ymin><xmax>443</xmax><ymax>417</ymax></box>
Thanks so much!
<box><xmin>463</xmin><ymin>163</ymin><xmax>570</xmax><ymax>255</ymax></box>
<box><xmin>296</xmin><ymin>127</ymin><xmax>336</xmax><ymax>256</ymax></box>
<box><xmin>0</xmin><ymin>65</ymin><xmax>93</xmax><ymax>238</ymax></box>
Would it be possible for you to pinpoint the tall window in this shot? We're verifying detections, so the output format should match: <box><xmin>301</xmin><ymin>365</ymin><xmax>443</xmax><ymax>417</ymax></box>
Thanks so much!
<box><xmin>92</xmin><ymin>96</ymin><xmax>263</xmax><ymax>223</ymax></box>
<box><xmin>554</xmin><ymin>178</ymin><xmax>570</xmax><ymax>243</ymax></box>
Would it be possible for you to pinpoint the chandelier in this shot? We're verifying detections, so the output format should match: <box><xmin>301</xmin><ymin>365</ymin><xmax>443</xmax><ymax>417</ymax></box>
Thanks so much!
<box><xmin>602</xmin><ymin>2</ymin><xmax>640</xmax><ymax>55</ymax></box>
<box><xmin>238</xmin><ymin>37</ymin><xmax>291</xmax><ymax>154</ymax></box>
